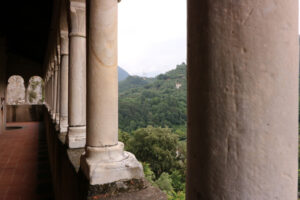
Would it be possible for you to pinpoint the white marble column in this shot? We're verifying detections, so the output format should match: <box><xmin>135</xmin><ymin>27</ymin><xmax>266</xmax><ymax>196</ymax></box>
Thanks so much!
<box><xmin>81</xmin><ymin>0</ymin><xmax>143</xmax><ymax>185</ymax></box>
<box><xmin>67</xmin><ymin>1</ymin><xmax>86</xmax><ymax>148</ymax></box>
<box><xmin>59</xmin><ymin>30</ymin><xmax>69</xmax><ymax>134</ymax></box>
<box><xmin>186</xmin><ymin>0</ymin><xmax>299</xmax><ymax>199</ymax></box>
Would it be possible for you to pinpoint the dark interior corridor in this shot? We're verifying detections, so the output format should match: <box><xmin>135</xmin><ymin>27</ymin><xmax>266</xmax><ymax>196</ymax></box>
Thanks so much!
<box><xmin>0</xmin><ymin>122</ymin><xmax>54</xmax><ymax>200</ymax></box>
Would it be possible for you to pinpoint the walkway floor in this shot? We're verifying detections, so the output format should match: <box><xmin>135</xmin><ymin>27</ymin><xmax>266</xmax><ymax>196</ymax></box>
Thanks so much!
<box><xmin>0</xmin><ymin>122</ymin><xmax>54</xmax><ymax>200</ymax></box>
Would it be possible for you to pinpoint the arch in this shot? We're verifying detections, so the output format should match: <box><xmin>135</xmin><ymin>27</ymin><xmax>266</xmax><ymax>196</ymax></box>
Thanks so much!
<box><xmin>26</xmin><ymin>76</ymin><xmax>44</xmax><ymax>104</ymax></box>
<box><xmin>6</xmin><ymin>75</ymin><xmax>26</xmax><ymax>105</ymax></box>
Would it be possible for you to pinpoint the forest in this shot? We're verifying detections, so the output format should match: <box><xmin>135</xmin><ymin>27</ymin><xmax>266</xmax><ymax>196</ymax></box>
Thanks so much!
<box><xmin>118</xmin><ymin>63</ymin><xmax>187</xmax><ymax>199</ymax></box>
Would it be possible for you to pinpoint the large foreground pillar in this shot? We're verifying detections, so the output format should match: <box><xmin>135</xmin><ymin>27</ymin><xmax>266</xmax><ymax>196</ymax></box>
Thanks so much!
<box><xmin>59</xmin><ymin>31</ymin><xmax>69</xmax><ymax>134</ymax></box>
<box><xmin>67</xmin><ymin>1</ymin><xmax>87</xmax><ymax>148</ymax></box>
<box><xmin>81</xmin><ymin>0</ymin><xmax>143</xmax><ymax>185</ymax></box>
<box><xmin>186</xmin><ymin>0</ymin><xmax>299</xmax><ymax>199</ymax></box>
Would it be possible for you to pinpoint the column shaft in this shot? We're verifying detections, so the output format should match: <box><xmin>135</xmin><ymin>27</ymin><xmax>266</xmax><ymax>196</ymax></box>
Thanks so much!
<box><xmin>55</xmin><ymin>64</ymin><xmax>60</xmax><ymax>125</ymax></box>
<box><xmin>81</xmin><ymin>0</ymin><xmax>143</xmax><ymax>185</ymax></box>
<box><xmin>186</xmin><ymin>0</ymin><xmax>299</xmax><ymax>199</ymax></box>
<box><xmin>53</xmin><ymin>62</ymin><xmax>58</xmax><ymax>121</ymax></box>
<box><xmin>86</xmin><ymin>0</ymin><xmax>118</xmax><ymax>147</ymax></box>
<box><xmin>59</xmin><ymin>31</ymin><xmax>69</xmax><ymax>134</ymax></box>
<box><xmin>67</xmin><ymin>1</ymin><xmax>86</xmax><ymax>148</ymax></box>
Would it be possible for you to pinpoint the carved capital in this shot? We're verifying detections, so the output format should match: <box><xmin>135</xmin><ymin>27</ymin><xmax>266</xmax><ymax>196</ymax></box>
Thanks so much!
<box><xmin>50</xmin><ymin>60</ymin><xmax>55</xmax><ymax>72</ymax></box>
<box><xmin>60</xmin><ymin>30</ymin><xmax>69</xmax><ymax>55</ymax></box>
<box><xmin>54</xmin><ymin>55</ymin><xmax>59</xmax><ymax>71</ymax></box>
<box><xmin>69</xmin><ymin>1</ymin><xmax>86</xmax><ymax>37</ymax></box>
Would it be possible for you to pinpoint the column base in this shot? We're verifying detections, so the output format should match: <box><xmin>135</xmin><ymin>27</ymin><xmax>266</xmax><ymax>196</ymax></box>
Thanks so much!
<box><xmin>60</xmin><ymin>124</ymin><xmax>68</xmax><ymax>134</ymax></box>
<box><xmin>67</xmin><ymin>126</ymin><xmax>86</xmax><ymax>148</ymax></box>
<box><xmin>50</xmin><ymin>111</ymin><xmax>55</xmax><ymax>119</ymax></box>
<box><xmin>55</xmin><ymin>113</ymin><xmax>60</xmax><ymax>125</ymax></box>
<box><xmin>80</xmin><ymin>142</ymin><xmax>144</xmax><ymax>185</ymax></box>
<box><xmin>55</xmin><ymin>124</ymin><xmax>60</xmax><ymax>132</ymax></box>
<box><xmin>59</xmin><ymin>116</ymin><xmax>68</xmax><ymax>133</ymax></box>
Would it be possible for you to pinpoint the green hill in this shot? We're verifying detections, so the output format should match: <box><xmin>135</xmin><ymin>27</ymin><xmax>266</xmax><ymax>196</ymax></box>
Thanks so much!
<box><xmin>119</xmin><ymin>62</ymin><xmax>187</xmax><ymax>132</ymax></box>
<box><xmin>119</xmin><ymin>76</ymin><xmax>155</xmax><ymax>93</ymax></box>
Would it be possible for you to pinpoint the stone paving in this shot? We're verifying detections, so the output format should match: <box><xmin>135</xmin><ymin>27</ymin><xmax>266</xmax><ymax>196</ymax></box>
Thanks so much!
<box><xmin>0</xmin><ymin>122</ymin><xmax>54</xmax><ymax>200</ymax></box>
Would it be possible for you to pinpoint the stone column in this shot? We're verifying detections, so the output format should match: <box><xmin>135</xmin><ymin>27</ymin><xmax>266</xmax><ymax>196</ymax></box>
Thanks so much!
<box><xmin>55</xmin><ymin>55</ymin><xmax>61</xmax><ymax>126</ymax></box>
<box><xmin>59</xmin><ymin>30</ymin><xmax>69</xmax><ymax>134</ymax></box>
<box><xmin>67</xmin><ymin>1</ymin><xmax>86</xmax><ymax>148</ymax></box>
<box><xmin>52</xmin><ymin>58</ymin><xmax>58</xmax><ymax>121</ymax></box>
<box><xmin>50</xmin><ymin>67</ymin><xmax>55</xmax><ymax>118</ymax></box>
<box><xmin>81</xmin><ymin>0</ymin><xmax>143</xmax><ymax>185</ymax></box>
<box><xmin>186</xmin><ymin>0</ymin><xmax>298</xmax><ymax>199</ymax></box>
<box><xmin>46</xmin><ymin>72</ymin><xmax>51</xmax><ymax>111</ymax></box>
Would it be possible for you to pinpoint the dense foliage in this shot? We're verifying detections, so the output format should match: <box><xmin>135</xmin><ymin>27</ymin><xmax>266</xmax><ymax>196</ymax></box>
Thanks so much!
<box><xmin>118</xmin><ymin>63</ymin><xmax>187</xmax><ymax>199</ymax></box>
<box><xmin>119</xmin><ymin>63</ymin><xmax>187</xmax><ymax>132</ymax></box>
<box><xmin>119</xmin><ymin>127</ymin><xmax>186</xmax><ymax>199</ymax></box>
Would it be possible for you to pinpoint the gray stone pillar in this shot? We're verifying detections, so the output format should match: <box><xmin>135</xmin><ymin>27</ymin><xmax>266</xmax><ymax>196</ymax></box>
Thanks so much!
<box><xmin>67</xmin><ymin>1</ymin><xmax>86</xmax><ymax>148</ymax></box>
<box><xmin>186</xmin><ymin>0</ymin><xmax>299</xmax><ymax>199</ymax></box>
<box><xmin>46</xmin><ymin>72</ymin><xmax>51</xmax><ymax>111</ymax></box>
<box><xmin>59</xmin><ymin>31</ymin><xmax>69</xmax><ymax>134</ymax></box>
<box><xmin>53</xmin><ymin>58</ymin><xmax>58</xmax><ymax>121</ymax></box>
<box><xmin>81</xmin><ymin>0</ymin><xmax>143</xmax><ymax>185</ymax></box>
<box><xmin>51</xmin><ymin>67</ymin><xmax>55</xmax><ymax>119</ymax></box>
<box><xmin>55</xmin><ymin>52</ymin><xmax>61</xmax><ymax>126</ymax></box>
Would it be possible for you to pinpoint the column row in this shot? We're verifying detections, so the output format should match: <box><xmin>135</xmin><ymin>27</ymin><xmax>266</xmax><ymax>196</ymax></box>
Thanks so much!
<box><xmin>43</xmin><ymin>0</ymin><xmax>144</xmax><ymax>186</ymax></box>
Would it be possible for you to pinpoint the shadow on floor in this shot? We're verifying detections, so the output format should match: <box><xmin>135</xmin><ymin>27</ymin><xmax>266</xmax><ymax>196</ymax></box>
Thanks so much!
<box><xmin>36</xmin><ymin>123</ymin><xmax>54</xmax><ymax>200</ymax></box>
<box><xmin>6</xmin><ymin>126</ymin><xmax>23</xmax><ymax>130</ymax></box>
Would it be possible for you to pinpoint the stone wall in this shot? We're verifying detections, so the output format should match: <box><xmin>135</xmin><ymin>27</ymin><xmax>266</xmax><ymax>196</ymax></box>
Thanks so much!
<box><xmin>43</xmin><ymin>106</ymin><xmax>166</xmax><ymax>200</ymax></box>
<box><xmin>6</xmin><ymin>105</ymin><xmax>43</xmax><ymax>122</ymax></box>
<box><xmin>6</xmin><ymin>75</ymin><xmax>26</xmax><ymax>105</ymax></box>
<box><xmin>0</xmin><ymin>37</ymin><xmax>7</xmax><ymax>134</ymax></box>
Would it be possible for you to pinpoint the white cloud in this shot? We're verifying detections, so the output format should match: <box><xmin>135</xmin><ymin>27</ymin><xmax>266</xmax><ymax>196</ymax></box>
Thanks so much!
<box><xmin>118</xmin><ymin>0</ymin><xmax>187</xmax><ymax>77</ymax></box>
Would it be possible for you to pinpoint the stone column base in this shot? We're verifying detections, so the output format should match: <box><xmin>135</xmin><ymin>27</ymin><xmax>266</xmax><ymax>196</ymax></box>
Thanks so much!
<box><xmin>51</xmin><ymin>111</ymin><xmax>56</xmax><ymax>120</ymax></box>
<box><xmin>59</xmin><ymin>117</ymin><xmax>68</xmax><ymax>133</ymax></box>
<box><xmin>67</xmin><ymin>126</ymin><xmax>86</xmax><ymax>148</ymax></box>
<box><xmin>60</xmin><ymin>124</ymin><xmax>68</xmax><ymax>134</ymax></box>
<box><xmin>55</xmin><ymin>113</ymin><xmax>60</xmax><ymax>124</ymax></box>
<box><xmin>80</xmin><ymin>142</ymin><xmax>144</xmax><ymax>185</ymax></box>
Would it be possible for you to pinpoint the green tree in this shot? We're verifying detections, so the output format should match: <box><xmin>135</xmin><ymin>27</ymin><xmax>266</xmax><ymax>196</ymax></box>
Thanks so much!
<box><xmin>155</xmin><ymin>172</ymin><xmax>173</xmax><ymax>193</ymax></box>
<box><xmin>142</xmin><ymin>162</ymin><xmax>156</xmax><ymax>184</ymax></box>
<box><xmin>126</xmin><ymin>126</ymin><xmax>179</xmax><ymax>176</ymax></box>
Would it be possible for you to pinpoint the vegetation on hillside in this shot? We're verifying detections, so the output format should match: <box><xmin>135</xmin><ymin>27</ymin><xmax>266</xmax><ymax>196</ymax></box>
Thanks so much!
<box><xmin>119</xmin><ymin>63</ymin><xmax>187</xmax><ymax>133</ymax></box>
<box><xmin>118</xmin><ymin>63</ymin><xmax>187</xmax><ymax>199</ymax></box>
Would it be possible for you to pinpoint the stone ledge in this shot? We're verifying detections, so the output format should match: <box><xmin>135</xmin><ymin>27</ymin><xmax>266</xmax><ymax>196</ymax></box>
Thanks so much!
<box><xmin>67</xmin><ymin>147</ymin><xmax>85</xmax><ymax>172</ymax></box>
<box><xmin>87</xmin><ymin>179</ymin><xmax>166</xmax><ymax>200</ymax></box>
<box><xmin>46</xmin><ymin>107</ymin><xmax>167</xmax><ymax>200</ymax></box>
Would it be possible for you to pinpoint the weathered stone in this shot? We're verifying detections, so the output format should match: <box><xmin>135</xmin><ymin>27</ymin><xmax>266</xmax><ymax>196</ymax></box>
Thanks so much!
<box><xmin>67</xmin><ymin>1</ymin><xmax>87</xmax><ymax>148</ymax></box>
<box><xmin>82</xmin><ymin>0</ymin><xmax>144</xmax><ymax>186</ymax></box>
<box><xmin>59</xmin><ymin>31</ymin><xmax>69</xmax><ymax>134</ymax></box>
<box><xmin>187</xmin><ymin>0</ymin><xmax>298</xmax><ymax>199</ymax></box>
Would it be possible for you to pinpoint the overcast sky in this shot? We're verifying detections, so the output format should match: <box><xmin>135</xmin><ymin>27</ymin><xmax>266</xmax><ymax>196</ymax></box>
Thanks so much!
<box><xmin>118</xmin><ymin>0</ymin><xmax>187</xmax><ymax>77</ymax></box>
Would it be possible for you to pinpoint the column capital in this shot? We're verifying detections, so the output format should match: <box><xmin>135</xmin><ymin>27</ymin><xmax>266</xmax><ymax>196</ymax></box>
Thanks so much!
<box><xmin>69</xmin><ymin>1</ymin><xmax>86</xmax><ymax>38</ymax></box>
<box><xmin>54</xmin><ymin>56</ymin><xmax>59</xmax><ymax>71</ymax></box>
<box><xmin>60</xmin><ymin>30</ymin><xmax>69</xmax><ymax>55</ymax></box>
<box><xmin>50</xmin><ymin>61</ymin><xmax>55</xmax><ymax>71</ymax></box>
